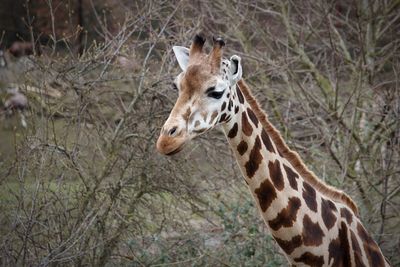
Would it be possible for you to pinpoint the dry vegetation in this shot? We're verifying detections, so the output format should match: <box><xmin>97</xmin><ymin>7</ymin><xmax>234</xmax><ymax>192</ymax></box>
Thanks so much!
<box><xmin>0</xmin><ymin>0</ymin><xmax>399</xmax><ymax>266</ymax></box>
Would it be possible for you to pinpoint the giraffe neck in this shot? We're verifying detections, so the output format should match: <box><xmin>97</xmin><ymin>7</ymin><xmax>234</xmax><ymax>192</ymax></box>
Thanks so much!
<box><xmin>222</xmin><ymin>81</ymin><xmax>304</xmax><ymax>240</ymax></box>
<box><xmin>221</xmin><ymin>80</ymin><xmax>390</xmax><ymax>267</ymax></box>
<box><xmin>222</xmin><ymin>80</ymin><xmax>300</xmax><ymax>213</ymax></box>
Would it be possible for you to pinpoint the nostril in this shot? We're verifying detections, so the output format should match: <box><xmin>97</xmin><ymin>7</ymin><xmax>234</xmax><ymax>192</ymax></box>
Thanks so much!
<box><xmin>168</xmin><ymin>127</ymin><xmax>178</xmax><ymax>136</ymax></box>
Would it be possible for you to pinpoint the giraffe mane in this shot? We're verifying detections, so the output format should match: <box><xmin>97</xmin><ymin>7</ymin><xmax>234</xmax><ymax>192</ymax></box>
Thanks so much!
<box><xmin>237</xmin><ymin>79</ymin><xmax>360</xmax><ymax>217</ymax></box>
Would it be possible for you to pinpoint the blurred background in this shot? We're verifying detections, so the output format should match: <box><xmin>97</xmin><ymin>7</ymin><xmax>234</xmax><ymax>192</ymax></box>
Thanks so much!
<box><xmin>0</xmin><ymin>0</ymin><xmax>399</xmax><ymax>266</ymax></box>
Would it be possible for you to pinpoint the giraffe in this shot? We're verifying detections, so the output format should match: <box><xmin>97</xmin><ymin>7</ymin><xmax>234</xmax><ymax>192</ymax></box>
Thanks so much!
<box><xmin>156</xmin><ymin>34</ymin><xmax>391</xmax><ymax>267</ymax></box>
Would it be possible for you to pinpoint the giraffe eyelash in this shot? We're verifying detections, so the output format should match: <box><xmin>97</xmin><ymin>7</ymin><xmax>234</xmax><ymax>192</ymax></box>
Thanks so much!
<box><xmin>206</xmin><ymin>86</ymin><xmax>225</xmax><ymax>99</ymax></box>
<box><xmin>207</xmin><ymin>91</ymin><xmax>224</xmax><ymax>99</ymax></box>
<box><xmin>205</xmin><ymin>86</ymin><xmax>216</xmax><ymax>94</ymax></box>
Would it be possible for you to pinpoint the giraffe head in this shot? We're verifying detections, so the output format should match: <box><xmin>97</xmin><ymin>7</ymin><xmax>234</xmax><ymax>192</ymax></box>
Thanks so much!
<box><xmin>157</xmin><ymin>34</ymin><xmax>242</xmax><ymax>155</ymax></box>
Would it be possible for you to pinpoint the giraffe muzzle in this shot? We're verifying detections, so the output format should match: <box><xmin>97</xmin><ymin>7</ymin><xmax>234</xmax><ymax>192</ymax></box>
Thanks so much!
<box><xmin>156</xmin><ymin>132</ymin><xmax>187</xmax><ymax>156</ymax></box>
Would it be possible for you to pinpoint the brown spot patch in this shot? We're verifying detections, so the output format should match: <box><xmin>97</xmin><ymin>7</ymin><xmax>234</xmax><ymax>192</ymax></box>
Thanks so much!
<box><xmin>244</xmin><ymin>136</ymin><xmax>263</xmax><ymax>178</ymax></box>
<box><xmin>294</xmin><ymin>252</ymin><xmax>324</xmax><ymax>267</ymax></box>
<box><xmin>234</xmin><ymin>106</ymin><xmax>239</xmax><ymax>114</ymax></box>
<box><xmin>241</xmin><ymin>112</ymin><xmax>253</xmax><ymax>136</ymax></box>
<box><xmin>302</xmin><ymin>182</ymin><xmax>318</xmax><ymax>212</ymax></box>
<box><xmin>221</xmin><ymin>102</ymin><xmax>226</xmax><ymax>111</ymax></box>
<box><xmin>274</xmin><ymin>235</ymin><xmax>302</xmax><ymax>255</ymax></box>
<box><xmin>182</xmin><ymin>107</ymin><xmax>191</xmax><ymax>121</ymax></box>
<box><xmin>283</xmin><ymin>164</ymin><xmax>298</xmax><ymax>190</ymax></box>
<box><xmin>357</xmin><ymin>223</ymin><xmax>386</xmax><ymax>267</ymax></box>
<box><xmin>228</xmin><ymin>123</ymin><xmax>238</xmax><ymax>138</ymax></box>
<box><xmin>328</xmin><ymin>222</ymin><xmax>351</xmax><ymax>267</ymax></box>
<box><xmin>268</xmin><ymin>197</ymin><xmax>301</xmax><ymax>231</ymax></box>
<box><xmin>209</xmin><ymin>111</ymin><xmax>218</xmax><ymax>124</ymax></box>
<box><xmin>201</xmin><ymin>111</ymin><xmax>208</xmax><ymax>122</ymax></box>
<box><xmin>237</xmin><ymin>141</ymin><xmax>248</xmax><ymax>155</ymax></box>
<box><xmin>351</xmin><ymin>230</ymin><xmax>367</xmax><ymax>267</ymax></box>
<box><xmin>269</xmin><ymin>160</ymin><xmax>284</xmax><ymax>191</ymax></box>
<box><xmin>219</xmin><ymin>113</ymin><xmax>227</xmax><ymax>123</ymax></box>
<box><xmin>255</xmin><ymin>179</ymin><xmax>277</xmax><ymax>212</ymax></box>
<box><xmin>194</xmin><ymin>120</ymin><xmax>200</xmax><ymax>127</ymax></box>
<box><xmin>340</xmin><ymin>208</ymin><xmax>353</xmax><ymax>225</ymax></box>
<box><xmin>236</xmin><ymin>86</ymin><xmax>244</xmax><ymax>104</ymax></box>
<box><xmin>321</xmin><ymin>198</ymin><xmax>337</xmax><ymax>230</ymax></box>
<box><xmin>302</xmin><ymin>214</ymin><xmax>325</xmax><ymax>246</ymax></box>
<box><xmin>261</xmin><ymin>129</ymin><xmax>275</xmax><ymax>153</ymax></box>
<box><xmin>247</xmin><ymin>108</ymin><xmax>258</xmax><ymax>126</ymax></box>
<box><xmin>228</xmin><ymin>100</ymin><xmax>233</xmax><ymax>111</ymax></box>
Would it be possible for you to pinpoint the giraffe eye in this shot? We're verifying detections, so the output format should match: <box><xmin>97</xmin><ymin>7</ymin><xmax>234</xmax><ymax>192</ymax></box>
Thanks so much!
<box><xmin>206</xmin><ymin>87</ymin><xmax>224</xmax><ymax>99</ymax></box>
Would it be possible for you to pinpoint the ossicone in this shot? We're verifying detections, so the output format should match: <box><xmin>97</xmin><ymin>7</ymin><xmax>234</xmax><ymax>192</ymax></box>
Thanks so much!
<box><xmin>212</xmin><ymin>36</ymin><xmax>225</xmax><ymax>48</ymax></box>
<box><xmin>189</xmin><ymin>33</ymin><xmax>206</xmax><ymax>57</ymax></box>
<box><xmin>210</xmin><ymin>36</ymin><xmax>225</xmax><ymax>72</ymax></box>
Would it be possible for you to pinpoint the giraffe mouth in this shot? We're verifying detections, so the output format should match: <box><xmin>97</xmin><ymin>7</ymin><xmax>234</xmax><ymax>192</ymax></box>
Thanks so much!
<box><xmin>165</xmin><ymin>144</ymin><xmax>184</xmax><ymax>156</ymax></box>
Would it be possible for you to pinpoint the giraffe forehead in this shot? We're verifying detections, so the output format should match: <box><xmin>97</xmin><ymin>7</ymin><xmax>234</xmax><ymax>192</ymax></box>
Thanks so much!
<box><xmin>179</xmin><ymin>68</ymin><xmax>231</xmax><ymax>101</ymax></box>
<box><xmin>181</xmin><ymin>58</ymin><xmax>231</xmax><ymax>88</ymax></box>
<box><xmin>180</xmin><ymin>65</ymin><xmax>215</xmax><ymax>93</ymax></box>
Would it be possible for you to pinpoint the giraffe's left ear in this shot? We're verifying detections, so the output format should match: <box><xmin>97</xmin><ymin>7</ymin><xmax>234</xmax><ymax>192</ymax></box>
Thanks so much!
<box><xmin>229</xmin><ymin>55</ymin><xmax>242</xmax><ymax>85</ymax></box>
<box><xmin>173</xmin><ymin>46</ymin><xmax>190</xmax><ymax>71</ymax></box>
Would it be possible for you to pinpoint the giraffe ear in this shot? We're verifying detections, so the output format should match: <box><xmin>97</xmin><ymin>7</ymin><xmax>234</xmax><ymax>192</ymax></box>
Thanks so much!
<box><xmin>229</xmin><ymin>55</ymin><xmax>242</xmax><ymax>85</ymax></box>
<box><xmin>173</xmin><ymin>46</ymin><xmax>190</xmax><ymax>71</ymax></box>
